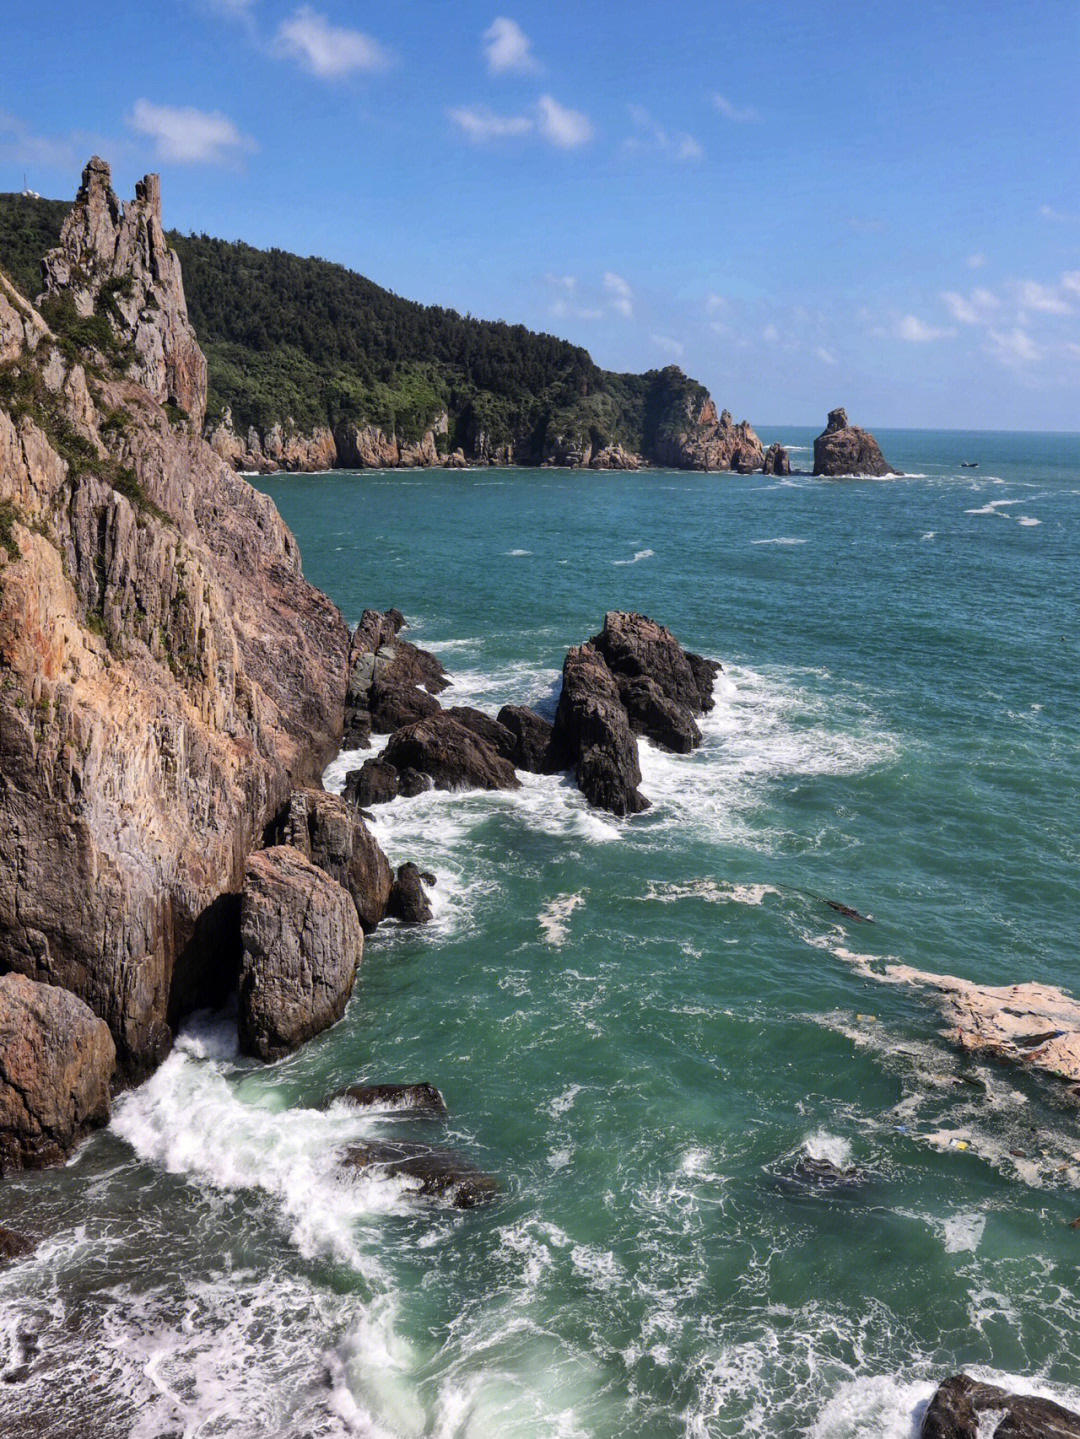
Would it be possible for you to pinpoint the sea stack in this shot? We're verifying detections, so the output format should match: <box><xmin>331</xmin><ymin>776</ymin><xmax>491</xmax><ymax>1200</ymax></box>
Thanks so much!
<box><xmin>812</xmin><ymin>408</ymin><xmax>900</xmax><ymax>477</ymax></box>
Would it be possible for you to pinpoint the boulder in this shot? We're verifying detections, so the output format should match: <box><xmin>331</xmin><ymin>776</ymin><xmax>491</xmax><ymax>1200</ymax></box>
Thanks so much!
<box><xmin>0</xmin><ymin>1225</ymin><xmax>33</xmax><ymax>1261</ymax></box>
<box><xmin>333</xmin><ymin>1082</ymin><xmax>448</xmax><ymax>1118</ymax></box>
<box><xmin>550</xmin><ymin>644</ymin><xmax>649</xmax><ymax>816</ymax></box>
<box><xmin>369</xmin><ymin>679</ymin><xmax>442</xmax><ymax>734</ymax></box>
<box><xmin>238</xmin><ymin>846</ymin><xmax>363</xmax><ymax>1061</ymax></box>
<box><xmin>921</xmin><ymin>1373</ymin><xmax>1080</xmax><ymax>1439</ymax></box>
<box><xmin>616</xmin><ymin>674</ymin><xmax>701</xmax><ymax>754</ymax></box>
<box><xmin>386</xmin><ymin>862</ymin><xmax>434</xmax><ymax>925</ymax></box>
<box><xmin>444</xmin><ymin>706</ymin><xmax>517</xmax><ymax>761</ymax></box>
<box><xmin>812</xmin><ymin>407</ymin><xmax>900</xmax><ymax>477</ymax></box>
<box><xmin>496</xmin><ymin>704</ymin><xmax>558</xmax><ymax>773</ymax></box>
<box><xmin>590</xmin><ymin>610</ymin><xmax>708</xmax><ymax>715</ymax></box>
<box><xmin>397</xmin><ymin>767</ymin><xmax>432</xmax><ymax>798</ymax></box>
<box><xmin>272</xmin><ymin>789</ymin><xmax>393</xmax><ymax>932</ymax></box>
<box><xmin>343</xmin><ymin>609</ymin><xmax>450</xmax><ymax>741</ymax></box>
<box><xmin>343</xmin><ymin>759</ymin><xmax>399</xmax><ymax>808</ymax></box>
<box><xmin>0</xmin><ymin>973</ymin><xmax>115</xmax><ymax>1172</ymax></box>
<box><xmin>763</xmin><ymin>442</ymin><xmax>791</xmax><ymax>476</ymax></box>
<box><xmin>382</xmin><ymin>714</ymin><xmax>520</xmax><ymax>792</ymax></box>
<box><xmin>341</xmin><ymin>1138</ymin><xmax>497</xmax><ymax>1208</ymax></box>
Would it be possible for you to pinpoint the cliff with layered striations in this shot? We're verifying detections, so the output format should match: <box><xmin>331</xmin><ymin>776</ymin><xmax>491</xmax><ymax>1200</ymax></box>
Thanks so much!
<box><xmin>0</xmin><ymin>158</ymin><xmax>349</xmax><ymax>1081</ymax></box>
<box><xmin>0</xmin><ymin>191</ymin><xmax>766</xmax><ymax>475</ymax></box>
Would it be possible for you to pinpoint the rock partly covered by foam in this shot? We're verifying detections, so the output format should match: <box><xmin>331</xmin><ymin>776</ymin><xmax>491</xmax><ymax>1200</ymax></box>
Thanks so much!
<box><xmin>382</xmin><ymin>713</ymin><xmax>520</xmax><ymax>792</ymax></box>
<box><xmin>386</xmin><ymin>862</ymin><xmax>434</xmax><ymax>925</ymax></box>
<box><xmin>238</xmin><ymin>846</ymin><xmax>362</xmax><ymax>1061</ymax></box>
<box><xmin>550</xmin><ymin>612</ymin><xmax>720</xmax><ymax>814</ymax></box>
<box><xmin>341</xmin><ymin>1138</ymin><xmax>497</xmax><ymax>1208</ymax></box>
<box><xmin>0</xmin><ymin>161</ymin><xmax>348</xmax><ymax>1082</ymax></box>
<box><xmin>0</xmin><ymin>973</ymin><xmax>115</xmax><ymax>1171</ymax></box>
<box><xmin>885</xmin><ymin>965</ymin><xmax>1080</xmax><ymax>1088</ymax></box>
<box><xmin>921</xmin><ymin>1373</ymin><xmax>1080</xmax><ymax>1439</ymax></box>
<box><xmin>812</xmin><ymin>408</ymin><xmax>900</xmax><ymax>477</ymax></box>
<box><xmin>333</xmin><ymin>1082</ymin><xmax>448</xmax><ymax>1117</ymax></box>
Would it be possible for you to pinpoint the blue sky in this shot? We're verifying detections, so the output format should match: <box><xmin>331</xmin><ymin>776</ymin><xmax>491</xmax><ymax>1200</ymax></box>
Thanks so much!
<box><xmin>2</xmin><ymin>0</ymin><xmax>1078</xmax><ymax>430</ymax></box>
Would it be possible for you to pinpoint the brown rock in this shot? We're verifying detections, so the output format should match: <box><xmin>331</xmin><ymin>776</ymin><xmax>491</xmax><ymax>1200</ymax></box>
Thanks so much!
<box><xmin>813</xmin><ymin>407</ymin><xmax>900</xmax><ymax>477</ymax></box>
<box><xmin>333</xmin><ymin>1081</ymin><xmax>448</xmax><ymax>1117</ymax></box>
<box><xmin>341</xmin><ymin>1138</ymin><xmax>497</xmax><ymax>1208</ymax></box>
<box><xmin>0</xmin><ymin>973</ymin><xmax>114</xmax><ymax>1171</ymax></box>
<box><xmin>383</xmin><ymin>713</ymin><xmax>520</xmax><ymax>792</ymax></box>
<box><xmin>0</xmin><ymin>1225</ymin><xmax>33</xmax><ymax>1260</ymax></box>
<box><xmin>763</xmin><ymin>442</ymin><xmax>791</xmax><ymax>476</ymax></box>
<box><xmin>496</xmin><ymin>704</ymin><xmax>558</xmax><ymax>772</ymax></box>
<box><xmin>272</xmin><ymin>788</ymin><xmax>394</xmax><ymax>933</ymax></box>
<box><xmin>386</xmin><ymin>862</ymin><xmax>434</xmax><ymax>925</ymax></box>
<box><xmin>550</xmin><ymin>644</ymin><xmax>649</xmax><ymax>816</ymax></box>
<box><xmin>921</xmin><ymin>1373</ymin><xmax>1080</xmax><ymax>1439</ymax></box>
<box><xmin>238</xmin><ymin>846</ymin><xmax>362</xmax><ymax>1061</ymax></box>
<box><xmin>0</xmin><ymin>163</ymin><xmax>348</xmax><ymax>1080</ymax></box>
<box><xmin>343</xmin><ymin>759</ymin><xmax>399</xmax><ymax>808</ymax></box>
<box><xmin>444</xmin><ymin>706</ymin><xmax>517</xmax><ymax>761</ymax></box>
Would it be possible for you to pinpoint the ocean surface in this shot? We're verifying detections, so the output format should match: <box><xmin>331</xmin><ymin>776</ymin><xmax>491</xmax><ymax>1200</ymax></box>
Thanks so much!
<box><xmin>2</xmin><ymin>427</ymin><xmax>1079</xmax><ymax>1438</ymax></box>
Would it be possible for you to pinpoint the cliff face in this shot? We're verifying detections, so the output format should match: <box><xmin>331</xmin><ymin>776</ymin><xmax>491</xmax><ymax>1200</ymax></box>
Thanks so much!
<box><xmin>650</xmin><ymin>396</ymin><xmax>765</xmax><ymax>473</ymax></box>
<box><xmin>0</xmin><ymin>159</ymin><xmax>348</xmax><ymax>1078</ymax></box>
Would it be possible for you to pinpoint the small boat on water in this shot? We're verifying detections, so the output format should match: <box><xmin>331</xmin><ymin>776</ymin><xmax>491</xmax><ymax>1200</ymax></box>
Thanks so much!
<box><xmin>960</xmin><ymin>461</ymin><xmax>979</xmax><ymax>468</ymax></box>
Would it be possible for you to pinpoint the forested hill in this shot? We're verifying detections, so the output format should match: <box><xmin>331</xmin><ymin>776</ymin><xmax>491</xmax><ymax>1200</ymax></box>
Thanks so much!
<box><xmin>0</xmin><ymin>188</ymin><xmax>760</xmax><ymax>472</ymax></box>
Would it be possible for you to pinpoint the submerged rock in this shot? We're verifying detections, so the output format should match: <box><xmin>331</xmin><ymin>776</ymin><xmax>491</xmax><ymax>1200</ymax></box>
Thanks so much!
<box><xmin>386</xmin><ymin>862</ymin><xmax>434</xmax><ymax>925</ymax></box>
<box><xmin>382</xmin><ymin>713</ymin><xmax>520</xmax><ymax>792</ymax></box>
<box><xmin>333</xmin><ymin>1082</ymin><xmax>448</xmax><ymax>1118</ymax></box>
<box><xmin>773</xmin><ymin>1154</ymin><xmax>872</xmax><ymax>1197</ymax></box>
<box><xmin>341</xmin><ymin>1138</ymin><xmax>497</xmax><ymax>1208</ymax></box>
<box><xmin>0</xmin><ymin>973</ymin><xmax>115</xmax><ymax>1172</ymax></box>
<box><xmin>921</xmin><ymin>1372</ymin><xmax>1080</xmax><ymax>1439</ymax></box>
<box><xmin>0</xmin><ymin>1226</ymin><xmax>33</xmax><ymax>1261</ymax></box>
<box><xmin>238</xmin><ymin>846</ymin><xmax>362</xmax><ymax>1061</ymax></box>
<box><xmin>812</xmin><ymin>407</ymin><xmax>900</xmax><ymax>477</ymax></box>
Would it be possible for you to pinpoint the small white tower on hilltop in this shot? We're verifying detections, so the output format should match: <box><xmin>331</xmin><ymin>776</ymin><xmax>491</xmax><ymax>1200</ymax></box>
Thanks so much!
<box><xmin>21</xmin><ymin>174</ymin><xmax>41</xmax><ymax>199</ymax></box>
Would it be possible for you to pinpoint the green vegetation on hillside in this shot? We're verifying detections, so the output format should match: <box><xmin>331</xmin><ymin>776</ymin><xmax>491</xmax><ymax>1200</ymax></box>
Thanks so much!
<box><xmin>0</xmin><ymin>192</ymin><xmax>708</xmax><ymax>459</ymax></box>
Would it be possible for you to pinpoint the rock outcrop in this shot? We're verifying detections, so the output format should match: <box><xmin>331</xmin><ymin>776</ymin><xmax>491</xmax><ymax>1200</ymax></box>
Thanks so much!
<box><xmin>343</xmin><ymin>608</ymin><xmax>449</xmax><ymax>745</ymax></box>
<box><xmin>238</xmin><ymin>846</ymin><xmax>362</xmax><ymax>1061</ymax></box>
<box><xmin>0</xmin><ymin>159</ymin><xmax>348</xmax><ymax>1080</ymax></box>
<box><xmin>207</xmin><ymin>408</ymin><xmax>336</xmax><ymax>473</ymax></box>
<box><xmin>496</xmin><ymin>704</ymin><xmax>557</xmax><ymax>773</ymax></box>
<box><xmin>921</xmin><ymin>1373</ymin><xmax>1080</xmax><ymax>1439</ymax></box>
<box><xmin>653</xmin><ymin>397</ymin><xmax>765</xmax><ymax>472</ymax></box>
<box><xmin>343</xmin><ymin>758</ymin><xmax>399</xmax><ymax>808</ymax></box>
<box><xmin>0</xmin><ymin>973</ymin><xmax>115</xmax><ymax>1171</ymax></box>
<box><xmin>763</xmin><ymin>442</ymin><xmax>790</xmax><ymax>476</ymax></box>
<box><xmin>549</xmin><ymin>613</ymin><xmax>719</xmax><ymax>814</ymax></box>
<box><xmin>386</xmin><ymin>862</ymin><xmax>434</xmax><ymax>925</ymax></box>
<box><xmin>812</xmin><ymin>408</ymin><xmax>900</xmax><ymax>477</ymax></box>
<box><xmin>341</xmin><ymin>1138</ymin><xmax>497</xmax><ymax>1208</ymax></box>
<box><xmin>271</xmin><ymin>788</ymin><xmax>393</xmax><ymax>933</ymax></box>
<box><xmin>0</xmin><ymin>1225</ymin><xmax>33</xmax><ymax>1260</ymax></box>
<box><xmin>382</xmin><ymin>713</ymin><xmax>520</xmax><ymax>792</ymax></box>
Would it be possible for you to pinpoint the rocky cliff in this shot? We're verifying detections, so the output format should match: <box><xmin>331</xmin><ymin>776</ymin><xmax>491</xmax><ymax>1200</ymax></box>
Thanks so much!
<box><xmin>0</xmin><ymin>158</ymin><xmax>349</xmax><ymax>1080</ymax></box>
<box><xmin>812</xmin><ymin>407</ymin><xmax>900</xmax><ymax>477</ymax></box>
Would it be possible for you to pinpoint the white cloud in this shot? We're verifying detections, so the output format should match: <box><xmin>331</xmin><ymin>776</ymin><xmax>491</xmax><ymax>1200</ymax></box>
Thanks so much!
<box><xmin>1017</xmin><ymin>279</ymin><xmax>1072</xmax><ymax>315</ymax></box>
<box><xmin>714</xmin><ymin>94</ymin><xmax>761</xmax><ymax>123</ymax></box>
<box><xmin>624</xmin><ymin>105</ymin><xmax>703</xmax><ymax>162</ymax></box>
<box><xmin>816</xmin><ymin>346</ymin><xmax>837</xmax><ymax>365</ymax></box>
<box><xmin>1040</xmin><ymin>204</ymin><xmax>1079</xmax><ymax>223</ymax></box>
<box><xmin>603</xmin><ymin>271</ymin><xmax>633</xmax><ymax>317</ymax></box>
<box><xmin>705</xmin><ymin>293</ymin><xmax>726</xmax><ymax>314</ymax></box>
<box><xmin>651</xmin><ymin>333</ymin><xmax>684</xmax><ymax>357</ymax></box>
<box><xmin>276</xmin><ymin>6</ymin><xmax>389</xmax><ymax>77</ymax></box>
<box><xmin>536</xmin><ymin>94</ymin><xmax>593</xmax><ymax>148</ymax></box>
<box><xmin>942</xmin><ymin>291</ymin><xmax>980</xmax><ymax>324</ymax></box>
<box><xmin>483</xmin><ymin>17</ymin><xmax>539</xmax><ymax>75</ymax></box>
<box><xmin>987</xmin><ymin>327</ymin><xmax>1040</xmax><ymax>363</ymax></box>
<box><xmin>1062</xmin><ymin>272</ymin><xmax>1080</xmax><ymax>297</ymax></box>
<box><xmin>762</xmin><ymin>323</ymin><xmax>780</xmax><ymax>343</ymax></box>
<box><xmin>128</xmin><ymin>100</ymin><xmax>256</xmax><ymax>164</ymax></box>
<box><xmin>449</xmin><ymin>105</ymin><xmax>532</xmax><ymax>141</ymax></box>
<box><xmin>967</xmin><ymin>252</ymin><xmax>987</xmax><ymax>268</ymax></box>
<box><xmin>544</xmin><ymin>273</ymin><xmax>577</xmax><ymax>291</ymax></box>
<box><xmin>896</xmin><ymin>314</ymin><xmax>956</xmax><ymax>342</ymax></box>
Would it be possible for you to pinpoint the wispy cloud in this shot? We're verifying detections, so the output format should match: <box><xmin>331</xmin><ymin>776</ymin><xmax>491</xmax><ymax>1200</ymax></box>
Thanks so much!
<box><xmin>987</xmin><ymin>327</ymin><xmax>1040</xmax><ymax>363</ymax></box>
<box><xmin>604</xmin><ymin>271</ymin><xmax>633</xmax><ymax>318</ymax></box>
<box><xmin>651</xmin><ymin>333</ymin><xmax>685</xmax><ymax>357</ymax></box>
<box><xmin>895</xmin><ymin>314</ymin><xmax>956</xmax><ymax>342</ymax></box>
<box><xmin>1040</xmin><ymin>204</ymin><xmax>1079</xmax><ymax>224</ymax></box>
<box><xmin>624</xmin><ymin>105</ymin><xmax>703</xmax><ymax>162</ymax></box>
<box><xmin>967</xmin><ymin>252</ymin><xmax>987</xmax><ymax>268</ymax></box>
<box><xmin>483</xmin><ymin>17</ymin><xmax>540</xmax><ymax>75</ymax></box>
<box><xmin>450</xmin><ymin>94</ymin><xmax>592</xmax><ymax>149</ymax></box>
<box><xmin>816</xmin><ymin>346</ymin><xmax>837</xmax><ymax>365</ymax></box>
<box><xmin>128</xmin><ymin>100</ymin><xmax>256</xmax><ymax>164</ymax></box>
<box><xmin>0</xmin><ymin>109</ymin><xmax>92</xmax><ymax>170</ymax></box>
<box><xmin>275</xmin><ymin>6</ymin><xmax>390</xmax><ymax>77</ymax></box>
<box><xmin>941</xmin><ymin>288</ymin><xmax>999</xmax><ymax>324</ymax></box>
<box><xmin>536</xmin><ymin>94</ymin><xmax>593</xmax><ymax>148</ymax></box>
<box><xmin>448</xmin><ymin>106</ymin><xmax>533</xmax><ymax>141</ymax></box>
<box><xmin>714</xmin><ymin>94</ymin><xmax>761</xmax><ymax>123</ymax></box>
<box><xmin>1017</xmin><ymin>279</ymin><xmax>1073</xmax><ymax>315</ymax></box>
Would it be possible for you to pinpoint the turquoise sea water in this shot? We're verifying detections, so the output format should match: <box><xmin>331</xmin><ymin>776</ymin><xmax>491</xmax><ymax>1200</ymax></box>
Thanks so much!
<box><xmin>1</xmin><ymin>428</ymin><xmax>1079</xmax><ymax>1437</ymax></box>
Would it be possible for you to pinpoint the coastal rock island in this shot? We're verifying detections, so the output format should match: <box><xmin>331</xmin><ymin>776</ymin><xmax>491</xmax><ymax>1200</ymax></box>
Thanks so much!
<box><xmin>813</xmin><ymin>407</ymin><xmax>900</xmax><ymax>476</ymax></box>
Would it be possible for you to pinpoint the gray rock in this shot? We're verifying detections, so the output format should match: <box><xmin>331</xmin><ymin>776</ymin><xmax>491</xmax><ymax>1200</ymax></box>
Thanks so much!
<box><xmin>0</xmin><ymin>1225</ymin><xmax>33</xmax><ymax>1261</ymax></box>
<box><xmin>343</xmin><ymin>759</ymin><xmax>399</xmax><ymax>808</ymax></box>
<box><xmin>383</xmin><ymin>714</ymin><xmax>520</xmax><ymax>792</ymax></box>
<box><xmin>0</xmin><ymin>973</ymin><xmax>115</xmax><ymax>1172</ymax></box>
<box><xmin>921</xmin><ymin>1373</ymin><xmax>1080</xmax><ymax>1439</ymax></box>
<box><xmin>496</xmin><ymin>704</ymin><xmax>558</xmax><ymax>772</ymax></box>
<box><xmin>333</xmin><ymin>1082</ymin><xmax>447</xmax><ymax>1118</ymax></box>
<box><xmin>386</xmin><ymin>862</ymin><xmax>433</xmax><ymax>925</ymax></box>
<box><xmin>550</xmin><ymin>643</ymin><xmax>649</xmax><ymax>815</ymax></box>
<box><xmin>238</xmin><ymin>846</ymin><xmax>362</xmax><ymax>1061</ymax></box>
